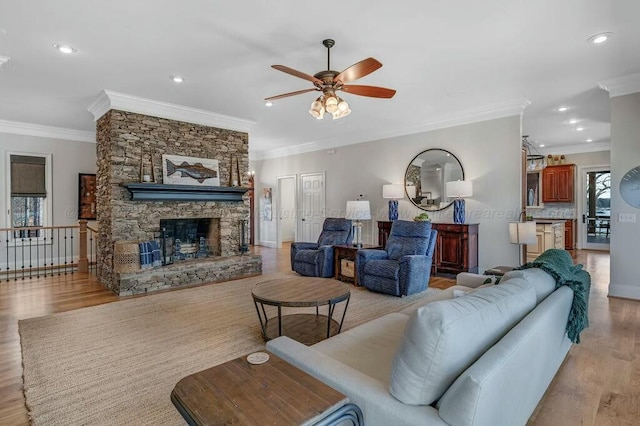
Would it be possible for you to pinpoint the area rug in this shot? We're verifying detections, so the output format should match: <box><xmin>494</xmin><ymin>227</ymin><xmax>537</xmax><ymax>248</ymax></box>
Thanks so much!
<box><xmin>19</xmin><ymin>272</ymin><xmax>440</xmax><ymax>425</ymax></box>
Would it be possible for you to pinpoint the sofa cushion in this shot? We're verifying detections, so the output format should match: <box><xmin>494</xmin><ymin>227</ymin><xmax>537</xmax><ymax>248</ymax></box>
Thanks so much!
<box><xmin>501</xmin><ymin>268</ymin><xmax>556</xmax><ymax>304</ymax></box>
<box><xmin>313</xmin><ymin>312</ymin><xmax>410</xmax><ymax>385</ymax></box>
<box><xmin>389</xmin><ymin>282</ymin><xmax>537</xmax><ymax>405</ymax></box>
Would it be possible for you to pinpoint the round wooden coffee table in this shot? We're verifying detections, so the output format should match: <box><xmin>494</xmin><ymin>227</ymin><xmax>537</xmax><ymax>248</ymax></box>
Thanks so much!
<box><xmin>252</xmin><ymin>278</ymin><xmax>351</xmax><ymax>345</ymax></box>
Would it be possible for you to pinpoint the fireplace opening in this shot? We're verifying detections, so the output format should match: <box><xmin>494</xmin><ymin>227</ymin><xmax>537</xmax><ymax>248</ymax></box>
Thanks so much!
<box><xmin>159</xmin><ymin>218</ymin><xmax>221</xmax><ymax>263</ymax></box>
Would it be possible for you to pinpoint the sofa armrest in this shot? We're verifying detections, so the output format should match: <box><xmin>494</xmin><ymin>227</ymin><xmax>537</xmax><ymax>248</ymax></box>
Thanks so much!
<box><xmin>456</xmin><ymin>272</ymin><xmax>496</xmax><ymax>288</ymax></box>
<box><xmin>398</xmin><ymin>255</ymin><xmax>433</xmax><ymax>295</ymax></box>
<box><xmin>266</xmin><ymin>336</ymin><xmax>447</xmax><ymax>426</ymax></box>
<box><xmin>316</xmin><ymin>245</ymin><xmax>336</xmax><ymax>278</ymax></box>
<box><xmin>290</xmin><ymin>242</ymin><xmax>320</xmax><ymax>269</ymax></box>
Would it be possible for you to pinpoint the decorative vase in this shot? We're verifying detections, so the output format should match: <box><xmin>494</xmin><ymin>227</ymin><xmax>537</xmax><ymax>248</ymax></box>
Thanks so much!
<box><xmin>453</xmin><ymin>198</ymin><xmax>465</xmax><ymax>224</ymax></box>
<box><xmin>388</xmin><ymin>200</ymin><xmax>398</xmax><ymax>221</ymax></box>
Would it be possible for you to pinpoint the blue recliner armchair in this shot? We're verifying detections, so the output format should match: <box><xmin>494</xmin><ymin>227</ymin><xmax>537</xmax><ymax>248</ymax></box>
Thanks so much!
<box><xmin>291</xmin><ymin>218</ymin><xmax>353</xmax><ymax>278</ymax></box>
<box><xmin>356</xmin><ymin>220</ymin><xmax>437</xmax><ymax>296</ymax></box>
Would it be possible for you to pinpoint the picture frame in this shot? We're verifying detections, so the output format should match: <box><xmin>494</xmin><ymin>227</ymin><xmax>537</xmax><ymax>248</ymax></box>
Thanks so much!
<box><xmin>78</xmin><ymin>173</ymin><xmax>97</xmax><ymax>220</ymax></box>
<box><xmin>161</xmin><ymin>154</ymin><xmax>220</xmax><ymax>186</ymax></box>
<box><xmin>263</xmin><ymin>187</ymin><xmax>273</xmax><ymax>221</ymax></box>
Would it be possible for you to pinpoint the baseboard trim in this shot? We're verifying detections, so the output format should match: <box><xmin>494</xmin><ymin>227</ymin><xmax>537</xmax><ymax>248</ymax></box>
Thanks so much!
<box><xmin>608</xmin><ymin>283</ymin><xmax>640</xmax><ymax>300</ymax></box>
<box><xmin>258</xmin><ymin>240</ymin><xmax>277</xmax><ymax>248</ymax></box>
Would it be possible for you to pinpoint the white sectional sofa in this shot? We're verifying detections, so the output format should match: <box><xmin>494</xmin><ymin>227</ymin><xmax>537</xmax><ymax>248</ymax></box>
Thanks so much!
<box><xmin>266</xmin><ymin>268</ymin><xmax>574</xmax><ymax>426</ymax></box>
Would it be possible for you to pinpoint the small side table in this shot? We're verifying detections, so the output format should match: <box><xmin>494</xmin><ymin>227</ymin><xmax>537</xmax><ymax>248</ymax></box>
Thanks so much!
<box><xmin>334</xmin><ymin>244</ymin><xmax>382</xmax><ymax>286</ymax></box>
<box><xmin>484</xmin><ymin>265</ymin><xmax>514</xmax><ymax>283</ymax></box>
<box><xmin>171</xmin><ymin>351</ymin><xmax>363</xmax><ymax>425</ymax></box>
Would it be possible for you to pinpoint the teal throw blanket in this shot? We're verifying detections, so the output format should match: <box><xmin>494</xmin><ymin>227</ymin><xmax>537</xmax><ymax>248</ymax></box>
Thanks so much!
<box><xmin>517</xmin><ymin>249</ymin><xmax>591</xmax><ymax>343</ymax></box>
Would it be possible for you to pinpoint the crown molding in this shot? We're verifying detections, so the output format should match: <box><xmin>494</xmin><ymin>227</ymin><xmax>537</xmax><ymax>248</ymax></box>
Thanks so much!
<box><xmin>250</xmin><ymin>98</ymin><xmax>531</xmax><ymax>161</ymax></box>
<box><xmin>0</xmin><ymin>55</ymin><xmax>9</xmax><ymax>68</ymax></box>
<box><xmin>0</xmin><ymin>119</ymin><xmax>95</xmax><ymax>143</ymax></box>
<box><xmin>598</xmin><ymin>73</ymin><xmax>640</xmax><ymax>98</ymax></box>
<box><xmin>538</xmin><ymin>140</ymin><xmax>611</xmax><ymax>155</ymax></box>
<box><xmin>87</xmin><ymin>90</ymin><xmax>256</xmax><ymax>133</ymax></box>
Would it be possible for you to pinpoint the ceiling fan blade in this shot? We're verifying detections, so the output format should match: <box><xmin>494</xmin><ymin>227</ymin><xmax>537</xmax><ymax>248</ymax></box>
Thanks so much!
<box><xmin>265</xmin><ymin>88</ymin><xmax>319</xmax><ymax>101</ymax></box>
<box><xmin>341</xmin><ymin>85</ymin><xmax>396</xmax><ymax>99</ymax></box>
<box><xmin>334</xmin><ymin>58</ymin><xmax>383</xmax><ymax>84</ymax></box>
<box><xmin>271</xmin><ymin>65</ymin><xmax>323</xmax><ymax>85</ymax></box>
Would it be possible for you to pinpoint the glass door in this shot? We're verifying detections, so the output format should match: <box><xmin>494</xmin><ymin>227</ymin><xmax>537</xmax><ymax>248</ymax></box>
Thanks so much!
<box><xmin>582</xmin><ymin>169</ymin><xmax>610</xmax><ymax>250</ymax></box>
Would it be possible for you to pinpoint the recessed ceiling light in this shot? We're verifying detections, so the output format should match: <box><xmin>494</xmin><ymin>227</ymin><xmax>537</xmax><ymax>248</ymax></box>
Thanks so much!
<box><xmin>52</xmin><ymin>43</ymin><xmax>77</xmax><ymax>54</ymax></box>
<box><xmin>568</xmin><ymin>119</ymin><xmax>579</xmax><ymax>124</ymax></box>
<box><xmin>557</xmin><ymin>106</ymin><xmax>569</xmax><ymax>112</ymax></box>
<box><xmin>586</xmin><ymin>139</ymin><xmax>593</xmax><ymax>142</ymax></box>
<box><xmin>576</xmin><ymin>127</ymin><xmax>584</xmax><ymax>131</ymax></box>
<box><xmin>265</xmin><ymin>101</ymin><xmax>273</xmax><ymax>107</ymax></box>
<box><xmin>539</xmin><ymin>144</ymin><xmax>545</xmax><ymax>148</ymax></box>
<box><xmin>170</xmin><ymin>75</ymin><xmax>184</xmax><ymax>83</ymax></box>
<box><xmin>588</xmin><ymin>32</ymin><xmax>613</xmax><ymax>45</ymax></box>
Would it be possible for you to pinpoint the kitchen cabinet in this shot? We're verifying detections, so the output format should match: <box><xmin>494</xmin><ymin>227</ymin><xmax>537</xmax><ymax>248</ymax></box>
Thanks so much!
<box><xmin>542</xmin><ymin>164</ymin><xmax>575</xmax><ymax>203</ymax></box>
<box><xmin>564</xmin><ymin>219</ymin><xmax>576</xmax><ymax>250</ymax></box>
<box><xmin>526</xmin><ymin>222</ymin><xmax>565</xmax><ymax>263</ymax></box>
<box><xmin>431</xmin><ymin>223</ymin><xmax>479</xmax><ymax>275</ymax></box>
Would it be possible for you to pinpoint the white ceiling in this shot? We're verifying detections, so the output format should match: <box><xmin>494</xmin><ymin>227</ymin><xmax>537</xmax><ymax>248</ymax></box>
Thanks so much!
<box><xmin>0</xmin><ymin>1</ymin><xmax>638</xmax><ymax>159</ymax></box>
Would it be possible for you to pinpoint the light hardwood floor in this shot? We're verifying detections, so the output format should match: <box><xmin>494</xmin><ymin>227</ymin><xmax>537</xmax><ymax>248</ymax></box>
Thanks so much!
<box><xmin>0</xmin><ymin>247</ymin><xmax>636</xmax><ymax>425</ymax></box>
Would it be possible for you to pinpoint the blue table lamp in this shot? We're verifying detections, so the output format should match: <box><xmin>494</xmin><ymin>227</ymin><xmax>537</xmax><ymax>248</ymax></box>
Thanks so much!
<box><xmin>446</xmin><ymin>180</ymin><xmax>473</xmax><ymax>224</ymax></box>
<box><xmin>382</xmin><ymin>184</ymin><xmax>404</xmax><ymax>221</ymax></box>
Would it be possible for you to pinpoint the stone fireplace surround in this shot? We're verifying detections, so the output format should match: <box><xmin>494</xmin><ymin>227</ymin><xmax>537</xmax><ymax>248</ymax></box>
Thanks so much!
<box><xmin>95</xmin><ymin>109</ymin><xmax>261</xmax><ymax>295</ymax></box>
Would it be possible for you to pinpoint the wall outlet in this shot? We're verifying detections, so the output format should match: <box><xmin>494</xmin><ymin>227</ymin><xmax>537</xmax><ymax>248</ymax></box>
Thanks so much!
<box><xmin>619</xmin><ymin>213</ymin><xmax>636</xmax><ymax>223</ymax></box>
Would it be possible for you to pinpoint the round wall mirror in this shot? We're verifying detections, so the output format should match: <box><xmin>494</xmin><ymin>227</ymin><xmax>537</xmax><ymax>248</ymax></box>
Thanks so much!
<box><xmin>405</xmin><ymin>148</ymin><xmax>464</xmax><ymax>212</ymax></box>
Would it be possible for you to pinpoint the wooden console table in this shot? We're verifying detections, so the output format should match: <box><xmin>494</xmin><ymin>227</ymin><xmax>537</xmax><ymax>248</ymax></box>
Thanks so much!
<box><xmin>431</xmin><ymin>223</ymin><xmax>479</xmax><ymax>276</ymax></box>
<box><xmin>171</xmin><ymin>351</ymin><xmax>363</xmax><ymax>425</ymax></box>
<box><xmin>377</xmin><ymin>220</ymin><xmax>393</xmax><ymax>246</ymax></box>
<box><xmin>334</xmin><ymin>244</ymin><xmax>382</xmax><ymax>286</ymax></box>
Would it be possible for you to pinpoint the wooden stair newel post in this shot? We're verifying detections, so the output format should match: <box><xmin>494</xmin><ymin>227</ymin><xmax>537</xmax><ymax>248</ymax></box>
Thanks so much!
<box><xmin>78</xmin><ymin>220</ymin><xmax>88</xmax><ymax>273</ymax></box>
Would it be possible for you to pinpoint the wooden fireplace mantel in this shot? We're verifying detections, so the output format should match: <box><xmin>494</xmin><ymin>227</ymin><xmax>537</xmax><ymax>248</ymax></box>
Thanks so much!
<box><xmin>122</xmin><ymin>183</ymin><xmax>249</xmax><ymax>202</ymax></box>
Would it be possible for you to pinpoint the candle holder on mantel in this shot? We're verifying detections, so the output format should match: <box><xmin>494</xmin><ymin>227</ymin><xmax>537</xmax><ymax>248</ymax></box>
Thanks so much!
<box><xmin>139</xmin><ymin>148</ymin><xmax>156</xmax><ymax>183</ymax></box>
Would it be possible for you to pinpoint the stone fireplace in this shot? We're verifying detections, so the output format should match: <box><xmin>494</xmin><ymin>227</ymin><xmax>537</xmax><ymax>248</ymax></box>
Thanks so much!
<box><xmin>95</xmin><ymin>109</ymin><xmax>261</xmax><ymax>295</ymax></box>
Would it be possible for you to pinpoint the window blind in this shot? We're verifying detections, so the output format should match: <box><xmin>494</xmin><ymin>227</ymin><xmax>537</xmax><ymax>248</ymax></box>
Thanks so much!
<box><xmin>10</xmin><ymin>155</ymin><xmax>47</xmax><ymax>197</ymax></box>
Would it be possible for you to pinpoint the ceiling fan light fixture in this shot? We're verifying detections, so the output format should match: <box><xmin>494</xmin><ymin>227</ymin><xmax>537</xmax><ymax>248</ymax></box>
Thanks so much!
<box><xmin>325</xmin><ymin>95</ymin><xmax>338</xmax><ymax>113</ymax></box>
<box><xmin>337</xmin><ymin>98</ymin><xmax>349</xmax><ymax>112</ymax></box>
<box><xmin>309</xmin><ymin>98</ymin><xmax>325</xmax><ymax>118</ymax></box>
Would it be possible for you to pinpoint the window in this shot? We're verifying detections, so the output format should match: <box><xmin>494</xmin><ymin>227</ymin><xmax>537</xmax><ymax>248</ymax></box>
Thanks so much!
<box><xmin>5</xmin><ymin>153</ymin><xmax>52</xmax><ymax>240</ymax></box>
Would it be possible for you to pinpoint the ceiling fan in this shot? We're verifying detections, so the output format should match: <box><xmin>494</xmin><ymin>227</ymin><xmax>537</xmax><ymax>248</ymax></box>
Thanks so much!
<box><xmin>265</xmin><ymin>39</ymin><xmax>396</xmax><ymax>120</ymax></box>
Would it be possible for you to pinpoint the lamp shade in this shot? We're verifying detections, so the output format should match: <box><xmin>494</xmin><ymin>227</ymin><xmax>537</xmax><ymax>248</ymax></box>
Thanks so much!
<box><xmin>382</xmin><ymin>184</ymin><xmax>404</xmax><ymax>199</ymax></box>
<box><xmin>345</xmin><ymin>200</ymin><xmax>371</xmax><ymax>220</ymax></box>
<box><xmin>509</xmin><ymin>221</ymin><xmax>537</xmax><ymax>245</ymax></box>
<box><xmin>446</xmin><ymin>180</ymin><xmax>473</xmax><ymax>198</ymax></box>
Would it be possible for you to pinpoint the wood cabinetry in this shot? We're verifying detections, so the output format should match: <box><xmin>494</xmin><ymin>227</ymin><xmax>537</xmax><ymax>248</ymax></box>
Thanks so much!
<box><xmin>564</xmin><ymin>219</ymin><xmax>576</xmax><ymax>250</ymax></box>
<box><xmin>542</xmin><ymin>164</ymin><xmax>575</xmax><ymax>203</ymax></box>
<box><xmin>377</xmin><ymin>221</ymin><xmax>393</xmax><ymax>247</ymax></box>
<box><xmin>526</xmin><ymin>222</ymin><xmax>565</xmax><ymax>263</ymax></box>
<box><xmin>431</xmin><ymin>223</ymin><xmax>479</xmax><ymax>275</ymax></box>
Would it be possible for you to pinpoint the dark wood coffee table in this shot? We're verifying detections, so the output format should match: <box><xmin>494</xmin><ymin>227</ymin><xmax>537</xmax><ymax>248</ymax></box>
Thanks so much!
<box><xmin>171</xmin><ymin>351</ymin><xmax>363</xmax><ymax>425</ymax></box>
<box><xmin>252</xmin><ymin>277</ymin><xmax>350</xmax><ymax>346</ymax></box>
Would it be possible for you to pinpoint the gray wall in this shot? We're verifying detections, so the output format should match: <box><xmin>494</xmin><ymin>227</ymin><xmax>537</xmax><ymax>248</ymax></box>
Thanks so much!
<box><xmin>609</xmin><ymin>92</ymin><xmax>640</xmax><ymax>299</ymax></box>
<box><xmin>253</xmin><ymin>115</ymin><xmax>523</xmax><ymax>271</ymax></box>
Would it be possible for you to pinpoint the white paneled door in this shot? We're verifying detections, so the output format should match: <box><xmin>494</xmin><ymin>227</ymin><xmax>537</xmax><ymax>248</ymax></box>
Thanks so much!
<box><xmin>300</xmin><ymin>172</ymin><xmax>325</xmax><ymax>242</ymax></box>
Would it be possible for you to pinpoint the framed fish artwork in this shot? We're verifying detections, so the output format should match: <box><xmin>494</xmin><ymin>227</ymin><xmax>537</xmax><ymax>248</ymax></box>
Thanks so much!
<box><xmin>162</xmin><ymin>154</ymin><xmax>220</xmax><ymax>186</ymax></box>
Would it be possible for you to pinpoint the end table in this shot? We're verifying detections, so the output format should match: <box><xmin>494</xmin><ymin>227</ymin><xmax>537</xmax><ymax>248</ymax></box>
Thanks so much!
<box><xmin>333</xmin><ymin>244</ymin><xmax>382</xmax><ymax>286</ymax></box>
